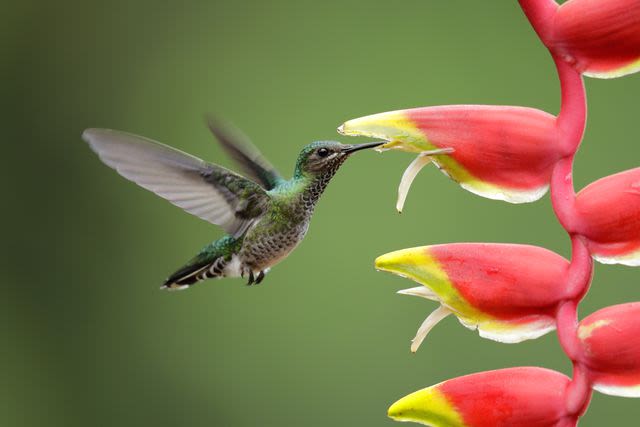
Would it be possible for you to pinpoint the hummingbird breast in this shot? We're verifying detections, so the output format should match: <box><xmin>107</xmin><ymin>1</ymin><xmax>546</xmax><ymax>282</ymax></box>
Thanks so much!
<box><xmin>237</xmin><ymin>175</ymin><xmax>329</xmax><ymax>273</ymax></box>
<box><xmin>239</xmin><ymin>216</ymin><xmax>310</xmax><ymax>271</ymax></box>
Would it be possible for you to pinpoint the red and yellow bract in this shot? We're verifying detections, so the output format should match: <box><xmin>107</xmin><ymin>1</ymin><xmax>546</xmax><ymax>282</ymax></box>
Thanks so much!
<box><xmin>338</xmin><ymin>105</ymin><xmax>561</xmax><ymax>207</ymax></box>
<box><xmin>575</xmin><ymin>168</ymin><xmax>640</xmax><ymax>266</ymax></box>
<box><xmin>376</xmin><ymin>244</ymin><xmax>571</xmax><ymax>351</ymax></box>
<box><xmin>549</xmin><ymin>0</ymin><xmax>640</xmax><ymax>78</ymax></box>
<box><xmin>388</xmin><ymin>367</ymin><xmax>579</xmax><ymax>427</ymax></box>
<box><xmin>578</xmin><ymin>302</ymin><xmax>640</xmax><ymax>397</ymax></box>
<box><xmin>347</xmin><ymin>0</ymin><xmax>640</xmax><ymax>424</ymax></box>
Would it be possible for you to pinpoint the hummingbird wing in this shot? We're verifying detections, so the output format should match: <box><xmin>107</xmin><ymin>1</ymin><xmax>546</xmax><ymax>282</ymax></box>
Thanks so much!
<box><xmin>206</xmin><ymin>116</ymin><xmax>284</xmax><ymax>190</ymax></box>
<box><xmin>84</xmin><ymin>128</ymin><xmax>269</xmax><ymax>238</ymax></box>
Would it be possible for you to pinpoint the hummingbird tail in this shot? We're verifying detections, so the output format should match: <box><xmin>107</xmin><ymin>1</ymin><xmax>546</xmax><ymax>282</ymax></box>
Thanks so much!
<box><xmin>161</xmin><ymin>236</ymin><xmax>245</xmax><ymax>290</ymax></box>
<box><xmin>161</xmin><ymin>240</ymin><xmax>238</xmax><ymax>290</ymax></box>
<box><xmin>161</xmin><ymin>251</ymin><xmax>237</xmax><ymax>290</ymax></box>
<box><xmin>161</xmin><ymin>262</ymin><xmax>212</xmax><ymax>290</ymax></box>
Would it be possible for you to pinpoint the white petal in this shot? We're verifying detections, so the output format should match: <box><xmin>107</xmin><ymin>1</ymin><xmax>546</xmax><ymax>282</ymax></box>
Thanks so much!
<box><xmin>410</xmin><ymin>305</ymin><xmax>451</xmax><ymax>353</ymax></box>
<box><xmin>396</xmin><ymin>148</ymin><xmax>454</xmax><ymax>213</ymax></box>
<box><xmin>397</xmin><ymin>286</ymin><xmax>439</xmax><ymax>301</ymax></box>
<box><xmin>397</xmin><ymin>155</ymin><xmax>431</xmax><ymax>213</ymax></box>
<box><xmin>593</xmin><ymin>383</ymin><xmax>640</xmax><ymax>398</ymax></box>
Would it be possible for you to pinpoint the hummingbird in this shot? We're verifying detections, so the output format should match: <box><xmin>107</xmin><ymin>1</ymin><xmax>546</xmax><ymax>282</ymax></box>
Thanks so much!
<box><xmin>83</xmin><ymin>119</ymin><xmax>382</xmax><ymax>290</ymax></box>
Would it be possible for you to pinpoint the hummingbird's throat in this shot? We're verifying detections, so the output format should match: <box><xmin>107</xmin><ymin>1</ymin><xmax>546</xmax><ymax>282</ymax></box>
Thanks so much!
<box><xmin>300</xmin><ymin>164</ymin><xmax>343</xmax><ymax>211</ymax></box>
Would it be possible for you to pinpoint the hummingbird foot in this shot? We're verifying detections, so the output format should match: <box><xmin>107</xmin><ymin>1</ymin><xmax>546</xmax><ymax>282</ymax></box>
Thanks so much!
<box><xmin>246</xmin><ymin>270</ymin><xmax>255</xmax><ymax>286</ymax></box>
<box><xmin>243</xmin><ymin>268</ymin><xmax>268</xmax><ymax>285</ymax></box>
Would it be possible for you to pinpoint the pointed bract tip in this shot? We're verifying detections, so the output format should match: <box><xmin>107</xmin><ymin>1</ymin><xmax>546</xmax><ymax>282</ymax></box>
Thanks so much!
<box><xmin>388</xmin><ymin>393</ymin><xmax>417</xmax><ymax>422</ymax></box>
<box><xmin>387</xmin><ymin>387</ymin><xmax>461</xmax><ymax>425</ymax></box>
<box><xmin>374</xmin><ymin>253</ymin><xmax>396</xmax><ymax>272</ymax></box>
<box><xmin>387</xmin><ymin>397</ymin><xmax>406</xmax><ymax>421</ymax></box>
<box><xmin>338</xmin><ymin>110</ymin><xmax>433</xmax><ymax>155</ymax></box>
<box><xmin>375</xmin><ymin>247</ymin><xmax>427</xmax><ymax>273</ymax></box>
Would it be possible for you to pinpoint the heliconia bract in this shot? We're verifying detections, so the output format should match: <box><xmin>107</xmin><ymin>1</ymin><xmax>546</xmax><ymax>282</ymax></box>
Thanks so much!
<box><xmin>338</xmin><ymin>105</ymin><xmax>561</xmax><ymax>210</ymax></box>
<box><xmin>548</xmin><ymin>0</ymin><xmax>640</xmax><ymax>79</ymax></box>
<box><xmin>575</xmin><ymin>168</ymin><xmax>640</xmax><ymax>266</ymax></box>
<box><xmin>388</xmin><ymin>367</ymin><xmax>579</xmax><ymax>427</ymax></box>
<box><xmin>375</xmin><ymin>243</ymin><xmax>571</xmax><ymax>351</ymax></box>
<box><xmin>578</xmin><ymin>302</ymin><xmax>640</xmax><ymax>397</ymax></box>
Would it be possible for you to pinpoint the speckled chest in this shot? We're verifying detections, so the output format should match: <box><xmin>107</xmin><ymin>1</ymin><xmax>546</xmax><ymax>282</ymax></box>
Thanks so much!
<box><xmin>239</xmin><ymin>216</ymin><xmax>310</xmax><ymax>270</ymax></box>
<box><xmin>238</xmin><ymin>167</ymin><xmax>339</xmax><ymax>271</ymax></box>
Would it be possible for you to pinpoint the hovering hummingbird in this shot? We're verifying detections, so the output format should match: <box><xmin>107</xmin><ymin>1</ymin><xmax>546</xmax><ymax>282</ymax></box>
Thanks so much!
<box><xmin>83</xmin><ymin>119</ymin><xmax>382</xmax><ymax>290</ymax></box>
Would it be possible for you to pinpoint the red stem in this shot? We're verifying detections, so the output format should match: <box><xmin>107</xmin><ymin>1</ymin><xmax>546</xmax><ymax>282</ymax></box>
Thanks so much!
<box><xmin>550</xmin><ymin>156</ymin><xmax>578</xmax><ymax>233</ymax></box>
<box><xmin>549</xmin><ymin>55</ymin><xmax>587</xmax><ymax>233</ymax></box>
<box><xmin>554</xmin><ymin>56</ymin><xmax>587</xmax><ymax>154</ymax></box>
<box><xmin>565</xmin><ymin>235</ymin><xmax>593</xmax><ymax>300</ymax></box>
<box><xmin>566</xmin><ymin>362</ymin><xmax>593</xmax><ymax>417</ymax></box>
<box><xmin>520</xmin><ymin>0</ymin><xmax>594</xmax><ymax>419</ymax></box>
<box><xmin>517</xmin><ymin>0</ymin><xmax>558</xmax><ymax>43</ymax></box>
<box><xmin>556</xmin><ymin>300</ymin><xmax>580</xmax><ymax>361</ymax></box>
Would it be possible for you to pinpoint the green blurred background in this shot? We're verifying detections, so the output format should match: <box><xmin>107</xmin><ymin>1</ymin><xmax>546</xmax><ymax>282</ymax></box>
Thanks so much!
<box><xmin>3</xmin><ymin>1</ymin><xmax>639</xmax><ymax>426</ymax></box>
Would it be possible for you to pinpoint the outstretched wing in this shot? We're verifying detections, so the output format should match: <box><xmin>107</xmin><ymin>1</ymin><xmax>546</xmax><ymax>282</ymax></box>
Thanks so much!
<box><xmin>83</xmin><ymin>128</ymin><xmax>269</xmax><ymax>237</ymax></box>
<box><xmin>206</xmin><ymin>116</ymin><xmax>284</xmax><ymax>190</ymax></box>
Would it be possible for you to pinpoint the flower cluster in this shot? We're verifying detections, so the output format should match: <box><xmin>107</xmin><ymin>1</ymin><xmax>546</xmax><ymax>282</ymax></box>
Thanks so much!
<box><xmin>340</xmin><ymin>0</ymin><xmax>640</xmax><ymax>425</ymax></box>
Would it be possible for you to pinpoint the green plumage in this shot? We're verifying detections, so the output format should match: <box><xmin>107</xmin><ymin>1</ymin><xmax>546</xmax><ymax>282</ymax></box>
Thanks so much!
<box><xmin>83</xmin><ymin>118</ymin><xmax>382</xmax><ymax>290</ymax></box>
<box><xmin>163</xmin><ymin>236</ymin><xmax>243</xmax><ymax>288</ymax></box>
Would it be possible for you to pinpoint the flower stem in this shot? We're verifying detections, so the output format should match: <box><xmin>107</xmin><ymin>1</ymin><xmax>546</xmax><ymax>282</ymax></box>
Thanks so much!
<box><xmin>566</xmin><ymin>362</ymin><xmax>593</xmax><ymax>416</ymax></box>
<box><xmin>517</xmin><ymin>0</ymin><xmax>558</xmax><ymax>43</ymax></box>
<box><xmin>520</xmin><ymin>0</ymin><xmax>594</xmax><ymax>418</ymax></box>
<box><xmin>555</xmin><ymin>55</ymin><xmax>587</xmax><ymax>156</ymax></box>
<box><xmin>550</xmin><ymin>156</ymin><xmax>578</xmax><ymax>233</ymax></box>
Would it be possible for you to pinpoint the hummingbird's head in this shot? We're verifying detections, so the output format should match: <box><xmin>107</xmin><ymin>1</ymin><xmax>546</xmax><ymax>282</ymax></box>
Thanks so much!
<box><xmin>294</xmin><ymin>140</ymin><xmax>384</xmax><ymax>178</ymax></box>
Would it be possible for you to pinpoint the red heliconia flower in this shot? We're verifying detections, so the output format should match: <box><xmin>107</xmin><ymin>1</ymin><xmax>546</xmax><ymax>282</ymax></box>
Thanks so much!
<box><xmin>338</xmin><ymin>105</ymin><xmax>561</xmax><ymax>211</ymax></box>
<box><xmin>548</xmin><ymin>0</ymin><xmax>640</xmax><ymax>78</ymax></box>
<box><xmin>575</xmin><ymin>168</ymin><xmax>640</xmax><ymax>266</ymax></box>
<box><xmin>388</xmin><ymin>367</ymin><xmax>581</xmax><ymax>427</ymax></box>
<box><xmin>375</xmin><ymin>243</ymin><xmax>571</xmax><ymax>351</ymax></box>
<box><xmin>578</xmin><ymin>302</ymin><xmax>640</xmax><ymax>397</ymax></box>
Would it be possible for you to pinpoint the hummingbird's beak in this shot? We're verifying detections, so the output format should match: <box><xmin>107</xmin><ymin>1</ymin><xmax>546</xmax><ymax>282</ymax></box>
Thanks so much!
<box><xmin>341</xmin><ymin>140</ymin><xmax>385</xmax><ymax>154</ymax></box>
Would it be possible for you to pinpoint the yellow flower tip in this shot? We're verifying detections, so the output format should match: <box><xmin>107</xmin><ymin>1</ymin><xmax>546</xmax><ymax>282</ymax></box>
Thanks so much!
<box><xmin>374</xmin><ymin>253</ymin><xmax>395</xmax><ymax>272</ymax></box>
<box><xmin>375</xmin><ymin>249</ymin><xmax>420</xmax><ymax>274</ymax></box>
<box><xmin>375</xmin><ymin>248</ymin><xmax>448</xmax><ymax>292</ymax></box>
<box><xmin>375</xmin><ymin>247</ymin><xmax>435</xmax><ymax>271</ymax></box>
<box><xmin>387</xmin><ymin>391</ymin><xmax>423</xmax><ymax>422</ymax></box>
<box><xmin>338</xmin><ymin>111</ymin><xmax>429</xmax><ymax>153</ymax></box>
<box><xmin>388</xmin><ymin>387</ymin><xmax>462</xmax><ymax>426</ymax></box>
<box><xmin>338</xmin><ymin>112</ymin><xmax>400</xmax><ymax>137</ymax></box>
<box><xmin>387</xmin><ymin>399</ymin><xmax>409</xmax><ymax>422</ymax></box>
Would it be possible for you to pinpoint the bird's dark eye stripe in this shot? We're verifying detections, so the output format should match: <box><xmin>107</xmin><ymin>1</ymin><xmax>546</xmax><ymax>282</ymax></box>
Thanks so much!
<box><xmin>317</xmin><ymin>148</ymin><xmax>329</xmax><ymax>157</ymax></box>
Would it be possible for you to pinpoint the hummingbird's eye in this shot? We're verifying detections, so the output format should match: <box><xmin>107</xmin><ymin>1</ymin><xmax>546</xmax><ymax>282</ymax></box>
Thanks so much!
<box><xmin>317</xmin><ymin>148</ymin><xmax>330</xmax><ymax>158</ymax></box>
